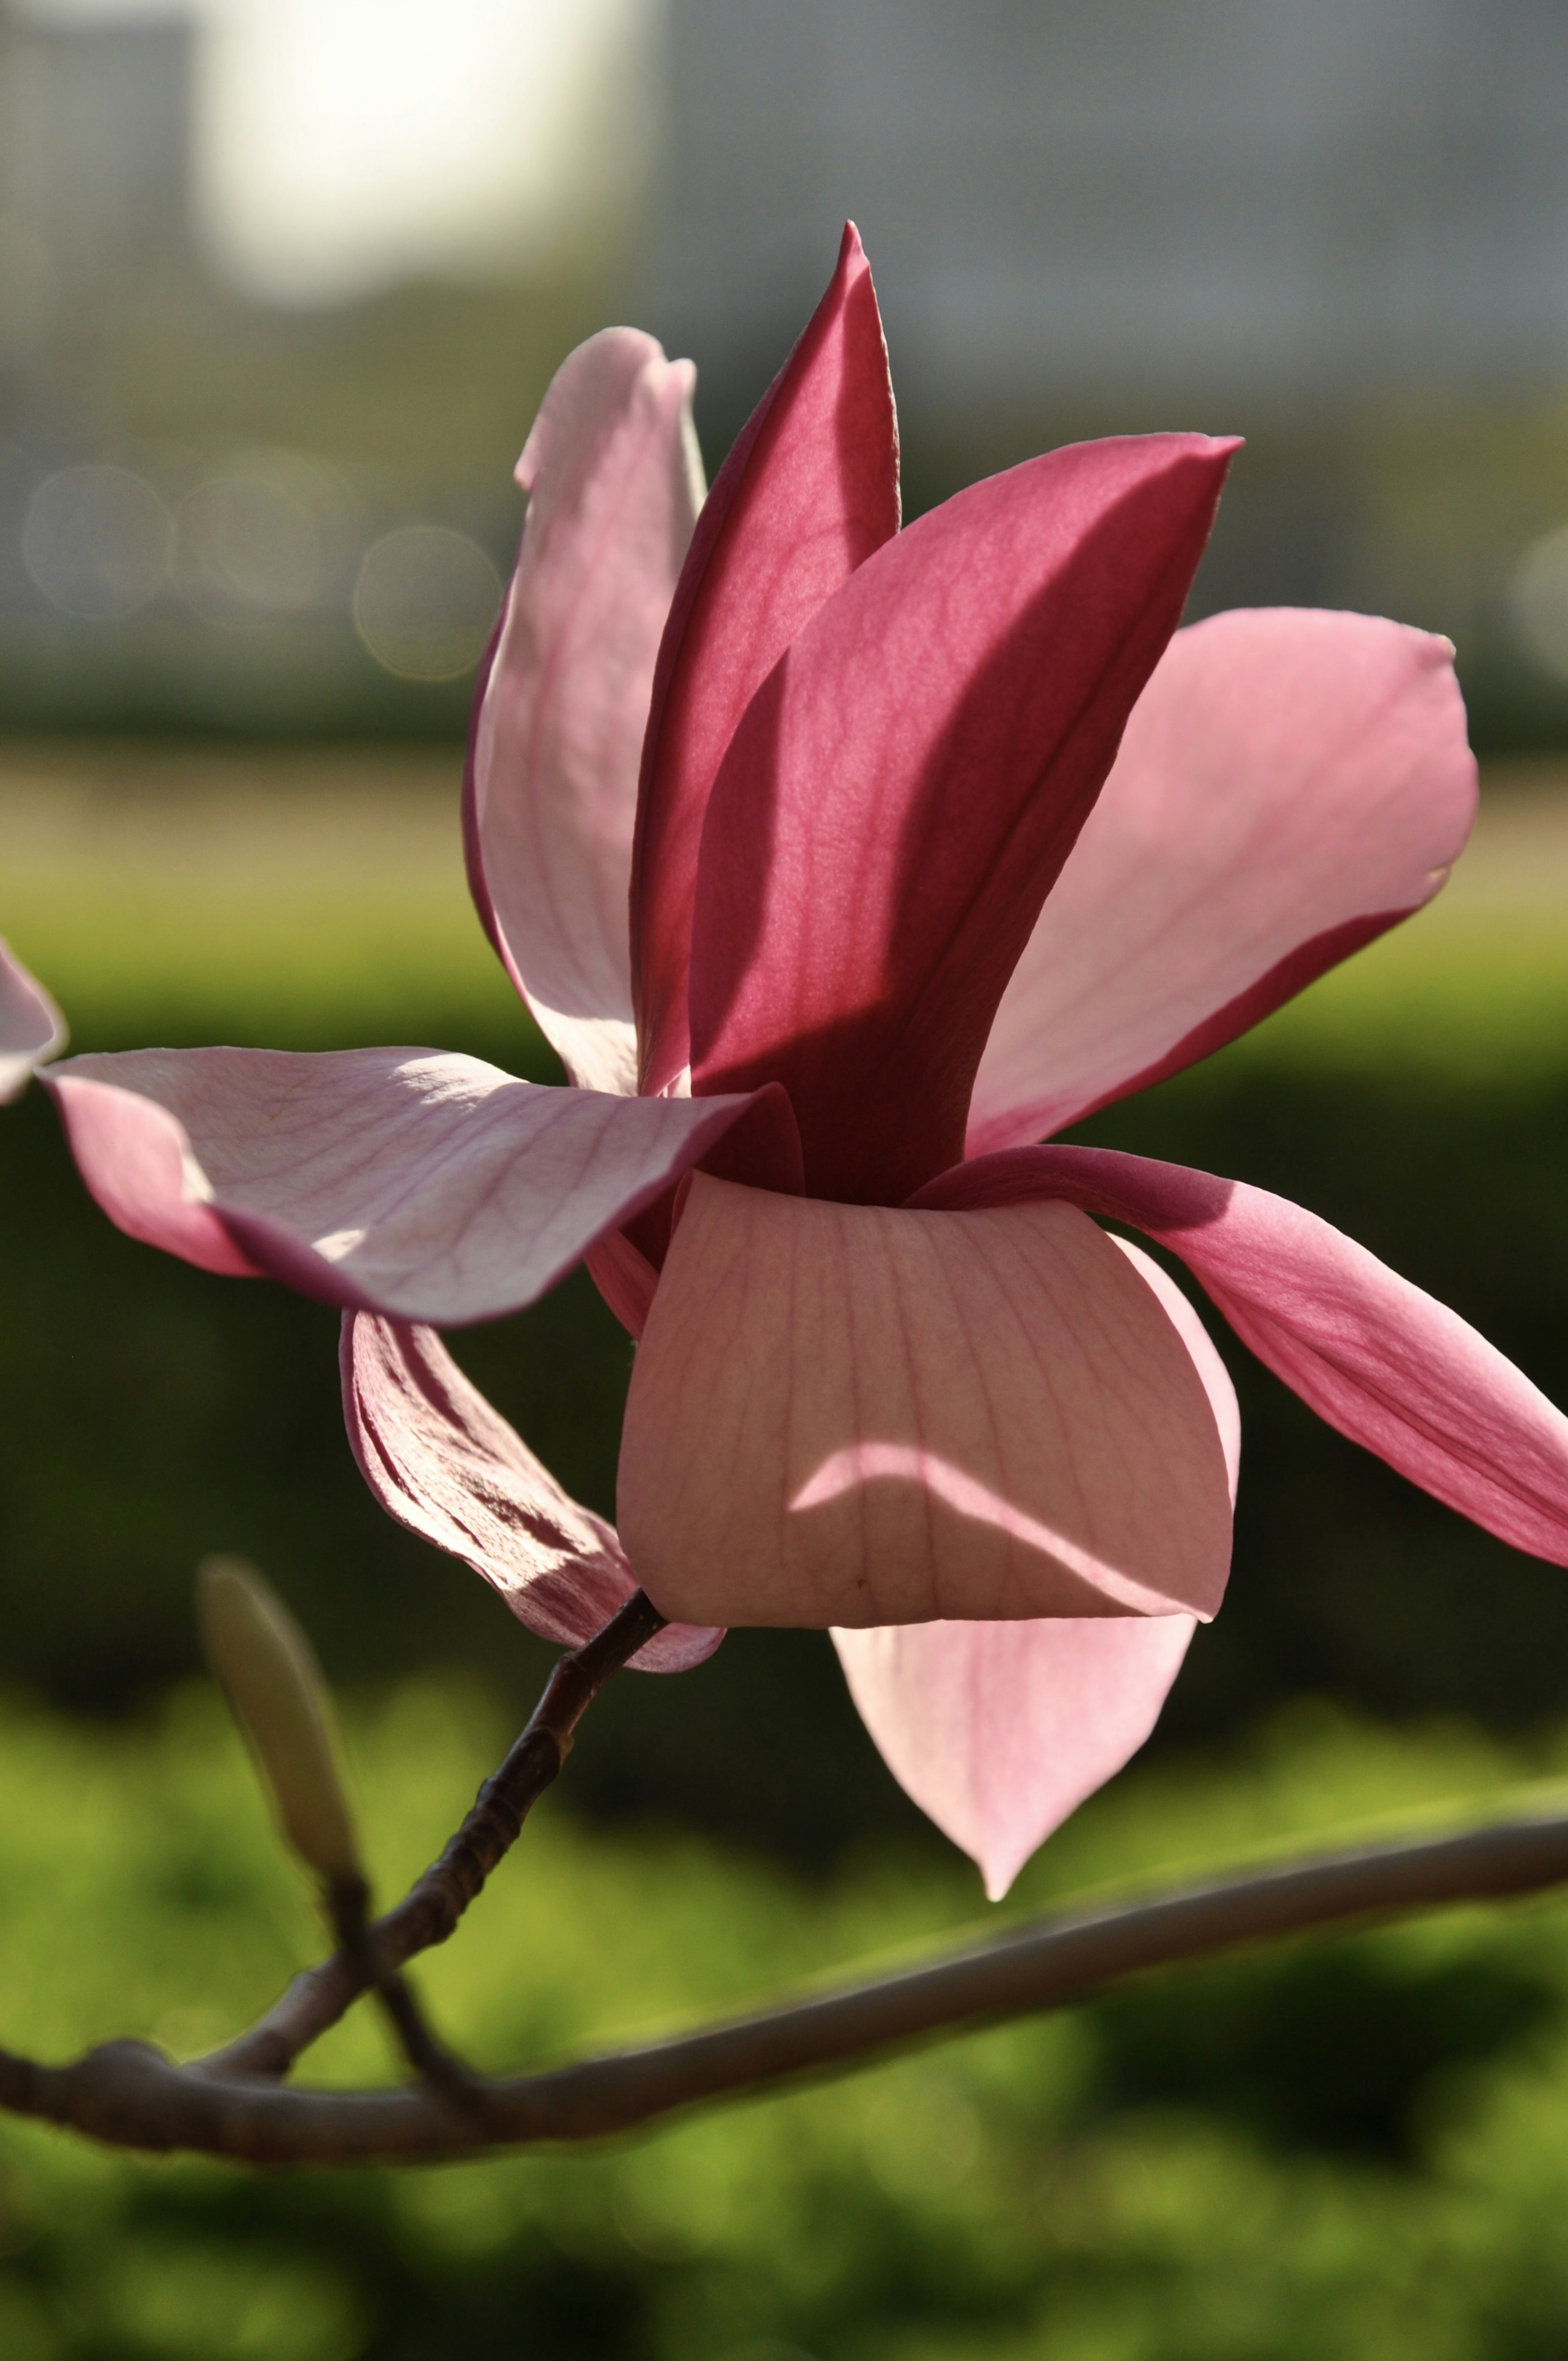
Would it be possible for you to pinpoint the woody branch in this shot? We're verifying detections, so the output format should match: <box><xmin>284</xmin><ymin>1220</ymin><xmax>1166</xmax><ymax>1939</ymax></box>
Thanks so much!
<box><xmin>0</xmin><ymin>1595</ymin><xmax>1566</xmax><ymax>2167</ymax></box>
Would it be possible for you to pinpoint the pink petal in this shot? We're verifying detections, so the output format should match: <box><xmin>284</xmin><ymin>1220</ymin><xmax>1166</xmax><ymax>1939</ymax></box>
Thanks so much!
<box><xmin>631</xmin><ymin>222</ymin><xmax>900</xmax><ymax>1098</ymax></box>
<box><xmin>47</xmin><ymin>1047</ymin><xmax>773</xmax><ymax>1324</ymax></box>
<box><xmin>968</xmin><ymin>610</ymin><xmax>1478</xmax><ymax>1152</ymax></box>
<box><xmin>833</xmin><ymin>1618</ymin><xmax>1197</xmax><ymax>1901</ymax></box>
<box><xmin>343</xmin><ymin>1312</ymin><xmax>719</xmax><ymax>1671</ymax></box>
<box><xmin>688</xmin><ymin>433</ymin><xmax>1237</xmax><ymax>1206</ymax></box>
<box><xmin>0</xmin><ymin>939</ymin><xmax>66</xmax><ymax>1102</ymax></box>
<box><xmin>465</xmin><ymin>329</ymin><xmax>703</xmax><ymax>1093</ymax></box>
<box><xmin>832</xmin><ymin>1233</ymin><xmax>1239</xmax><ymax>1899</ymax></box>
<box><xmin>617</xmin><ymin>1174</ymin><xmax>1233</xmax><ymax>1630</ymax></box>
<box><xmin>915</xmin><ymin>1145</ymin><xmax>1568</xmax><ymax>1568</ymax></box>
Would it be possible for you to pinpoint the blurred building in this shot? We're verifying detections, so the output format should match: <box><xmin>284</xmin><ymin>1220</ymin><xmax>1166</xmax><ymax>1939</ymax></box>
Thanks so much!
<box><xmin>645</xmin><ymin>0</ymin><xmax>1568</xmax><ymax>416</ymax></box>
<box><xmin>0</xmin><ymin>6</ymin><xmax>590</xmax><ymax>735</ymax></box>
<box><xmin>0</xmin><ymin>11</ymin><xmax>196</xmax><ymax>443</ymax></box>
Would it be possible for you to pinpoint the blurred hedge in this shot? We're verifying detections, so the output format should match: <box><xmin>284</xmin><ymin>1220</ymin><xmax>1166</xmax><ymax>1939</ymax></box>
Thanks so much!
<box><xmin>2</xmin><ymin>1689</ymin><xmax>1568</xmax><ymax>2358</ymax></box>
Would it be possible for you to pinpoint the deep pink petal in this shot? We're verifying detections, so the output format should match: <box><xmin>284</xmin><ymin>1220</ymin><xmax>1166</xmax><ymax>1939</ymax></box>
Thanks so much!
<box><xmin>833</xmin><ymin>1618</ymin><xmax>1196</xmax><ymax>1901</ymax></box>
<box><xmin>969</xmin><ymin>610</ymin><xmax>1478</xmax><ymax>1152</ymax></box>
<box><xmin>915</xmin><ymin>1145</ymin><xmax>1568</xmax><ymax>1567</ymax></box>
<box><xmin>833</xmin><ymin>1231</ymin><xmax>1238</xmax><ymax>1898</ymax></box>
<box><xmin>617</xmin><ymin>1174</ymin><xmax>1233</xmax><ymax>1630</ymax></box>
<box><xmin>465</xmin><ymin>329</ymin><xmax>703</xmax><ymax>1092</ymax></box>
<box><xmin>342</xmin><ymin>1312</ymin><xmax>719</xmax><ymax>1671</ymax></box>
<box><xmin>47</xmin><ymin>1048</ymin><xmax>774</xmax><ymax>1324</ymax></box>
<box><xmin>631</xmin><ymin>222</ymin><xmax>900</xmax><ymax>1097</ymax></box>
<box><xmin>0</xmin><ymin>940</ymin><xmax>66</xmax><ymax>1103</ymax></box>
<box><xmin>688</xmin><ymin>433</ymin><xmax>1237</xmax><ymax>1205</ymax></box>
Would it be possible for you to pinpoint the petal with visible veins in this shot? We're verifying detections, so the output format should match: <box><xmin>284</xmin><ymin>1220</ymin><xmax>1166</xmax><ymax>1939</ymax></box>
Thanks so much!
<box><xmin>0</xmin><ymin>939</ymin><xmax>66</xmax><ymax>1103</ymax></box>
<box><xmin>48</xmin><ymin>1047</ymin><xmax>777</xmax><ymax>1324</ymax></box>
<box><xmin>466</xmin><ymin>329</ymin><xmax>703</xmax><ymax>1094</ymax></box>
<box><xmin>969</xmin><ymin>610</ymin><xmax>1477</xmax><ymax>1152</ymax></box>
<box><xmin>832</xmin><ymin>1235</ymin><xmax>1239</xmax><ymax>1897</ymax></box>
<box><xmin>688</xmin><ymin>433</ymin><xmax>1236</xmax><ymax>1205</ymax></box>
<box><xmin>632</xmin><ymin>222</ymin><xmax>900</xmax><ymax>1098</ymax></box>
<box><xmin>343</xmin><ymin>1312</ymin><xmax>720</xmax><ymax>1670</ymax></box>
<box><xmin>915</xmin><ymin>1144</ymin><xmax>1568</xmax><ymax>1568</ymax></box>
<box><xmin>617</xmin><ymin>1174</ymin><xmax>1233</xmax><ymax>1630</ymax></box>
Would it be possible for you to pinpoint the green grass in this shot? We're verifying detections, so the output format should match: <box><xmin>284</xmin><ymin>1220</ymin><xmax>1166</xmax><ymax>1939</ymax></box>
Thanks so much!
<box><xmin>1</xmin><ymin>1688</ymin><xmax>1567</xmax><ymax>2358</ymax></box>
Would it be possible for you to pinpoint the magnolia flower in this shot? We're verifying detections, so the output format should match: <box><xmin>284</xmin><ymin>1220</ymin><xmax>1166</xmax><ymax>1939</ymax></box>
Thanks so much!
<box><xmin>0</xmin><ymin>942</ymin><xmax>65</xmax><ymax>1103</ymax></box>
<box><xmin>46</xmin><ymin>232</ymin><xmax>1568</xmax><ymax>1896</ymax></box>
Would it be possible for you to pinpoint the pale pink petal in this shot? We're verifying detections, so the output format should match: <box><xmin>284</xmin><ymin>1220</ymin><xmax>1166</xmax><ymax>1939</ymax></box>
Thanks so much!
<box><xmin>0</xmin><ymin>939</ymin><xmax>66</xmax><ymax>1102</ymax></box>
<box><xmin>969</xmin><ymin>611</ymin><xmax>1478</xmax><ymax>1151</ymax></box>
<box><xmin>916</xmin><ymin>1145</ymin><xmax>1568</xmax><ymax>1568</ymax></box>
<box><xmin>465</xmin><ymin>329</ymin><xmax>703</xmax><ymax>1093</ymax></box>
<box><xmin>832</xmin><ymin>1234</ymin><xmax>1239</xmax><ymax>1899</ymax></box>
<box><xmin>688</xmin><ymin>433</ymin><xmax>1236</xmax><ymax>1206</ymax></box>
<box><xmin>617</xmin><ymin>1174</ymin><xmax>1233</xmax><ymax>1629</ymax></box>
<box><xmin>833</xmin><ymin>1618</ymin><xmax>1196</xmax><ymax>1900</ymax></box>
<box><xmin>47</xmin><ymin>1047</ymin><xmax>771</xmax><ymax>1324</ymax></box>
<box><xmin>631</xmin><ymin>222</ymin><xmax>900</xmax><ymax>1097</ymax></box>
<box><xmin>343</xmin><ymin>1312</ymin><xmax>719</xmax><ymax>1671</ymax></box>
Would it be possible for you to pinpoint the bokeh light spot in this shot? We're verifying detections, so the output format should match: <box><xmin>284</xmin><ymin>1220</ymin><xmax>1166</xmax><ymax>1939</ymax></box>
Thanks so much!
<box><xmin>351</xmin><ymin>525</ymin><xmax>500</xmax><ymax>681</ymax></box>
<box><xmin>23</xmin><ymin>465</ymin><xmax>175</xmax><ymax>621</ymax></box>
<box><xmin>1509</xmin><ymin>526</ymin><xmax>1568</xmax><ymax>685</ymax></box>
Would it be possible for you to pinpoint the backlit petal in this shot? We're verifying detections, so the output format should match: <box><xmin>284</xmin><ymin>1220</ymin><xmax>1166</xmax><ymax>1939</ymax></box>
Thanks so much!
<box><xmin>834</xmin><ymin>1618</ymin><xmax>1196</xmax><ymax>1901</ymax></box>
<box><xmin>0</xmin><ymin>939</ymin><xmax>66</xmax><ymax>1102</ymax></box>
<box><xmin>833</xmin><ymin>1233</ymin><xmax>1238</xmax><ymax>1898</ymax></box>
<box><xmin>631</xmin><ymin>222</ymin><xmax>900</xmax><ymax>1097</ymax></box>
<box><xmin>617</xmin><ymin>1174</ymin><xmax>1233</xmax><ymax>1629</ymax></box>
<box><xmin>688</xmin><ymin>434</ymin><xmax>1236</xmax><ymax>1205</ymax></box>
<box><xmin>48</xmin><ymin>1047</ymin><xmax>771</xmax><ymax>1324</ymax></box>
<box><xmin>466</xmin><ymin>329</ymin><xmax>703</xmax><ymax>1093</ymax></box>
<box><xmin>969</xmin><ymin>610</ymin><xmax>1477</xmax><ymax>1151</ymax></box>
<box><xmin>917</xmin><ymin>1145</ymin><xmax>1568</xmax><ymax>1567</ymax></box>
<box><xmin>343</xmin><ymin>1312</ymin><xmax>719</xmax><ymax>1670</ymax></box>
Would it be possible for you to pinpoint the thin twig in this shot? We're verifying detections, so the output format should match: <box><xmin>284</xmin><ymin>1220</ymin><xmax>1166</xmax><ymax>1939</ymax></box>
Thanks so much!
<box><xmin>207</xmin><ymin>1588</ymin><xmax>667</xmax><ymax>2080</ymax></box>
<box><xmin>324</xmin><ymin>1872</ymin><xmax>486</xmax><ymax>2111</ymax></box>
<box><xmin>2</xmin><ymin>1801</ymin><xmax>1566</xmax><ymax>2163</ymax></box>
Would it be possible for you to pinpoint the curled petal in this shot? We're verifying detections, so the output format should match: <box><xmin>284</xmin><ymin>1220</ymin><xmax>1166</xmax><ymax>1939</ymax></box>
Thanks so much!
<box><xmin>632</xmin><ymin>221</ymin><xmax>900</xmax><ymax>1097</ymax></box>
<box><xmin>916</xmin><ymin>1145</ymin><xmax>1568</xmax><ymax>1568</ymax></box>
<box><xmin>343</xmin><ymin>1313</ymin><xmax>719</xmax><ymax>1671</ymax></box>
<box><xmin>834</xmin><ymin>1618</ymin><xmax>1196</xmax><ymax>1901</ymax></box>
<box><xmin>833</xmin><ymin>1235</ymin><xmax>1239</xmax><ymax>1899</ymax></box>
<box><xmin>617</xmin><ymin>1174</ymin><xmax>1233</xmax><ymax>1630</ymax></box>
<box><xmin>0</xmin><ymin>940</ymin><xmax>66</xmax><ymax>1102</ymax></box>
<box><xmin>969</xmin><ymin>610</ymin><xmax>1478</xmax><ymax>1151</ymax></box>
<box><xmin>48</xmin><ymin>1047</ymin><xmax>775</xmax><ymax>1325</ymax></box>
<box><xmin>689</xmin><ymin>434</ymin><xmax>1236</xmax><ymax>1205</ymax></box>
<box><xmin>466</xmin><ymin>329</ymin><xmax>703</xmax><ymax>1093</ymax></box>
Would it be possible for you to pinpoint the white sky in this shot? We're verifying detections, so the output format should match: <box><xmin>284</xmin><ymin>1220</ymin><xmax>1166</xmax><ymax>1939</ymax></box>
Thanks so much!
<box><xmin>24</xmin><ymin>0</ymin><xmax>656</xmax><ymax>302</ymax></box>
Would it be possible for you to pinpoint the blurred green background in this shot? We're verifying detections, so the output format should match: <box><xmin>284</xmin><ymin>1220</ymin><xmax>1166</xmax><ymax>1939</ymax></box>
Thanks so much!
<box><xmin>3</xmin><ymin>739</ymin><xmax>1568</xmax><ymax>2357</ymax></box>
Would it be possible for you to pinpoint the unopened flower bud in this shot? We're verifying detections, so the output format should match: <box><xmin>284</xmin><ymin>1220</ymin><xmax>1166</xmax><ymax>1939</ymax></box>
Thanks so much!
<box><xmin>196</xmin><ymin>1555</ymin><xmax>360</xmax><ymax>1883</ymax></box>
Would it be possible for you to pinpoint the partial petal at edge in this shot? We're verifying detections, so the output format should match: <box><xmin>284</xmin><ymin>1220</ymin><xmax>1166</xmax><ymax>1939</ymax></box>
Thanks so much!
<box><xmin>0</xmin><ymin>939</ymin><xmax>67</xmax><ymax>1103</ymax></box>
